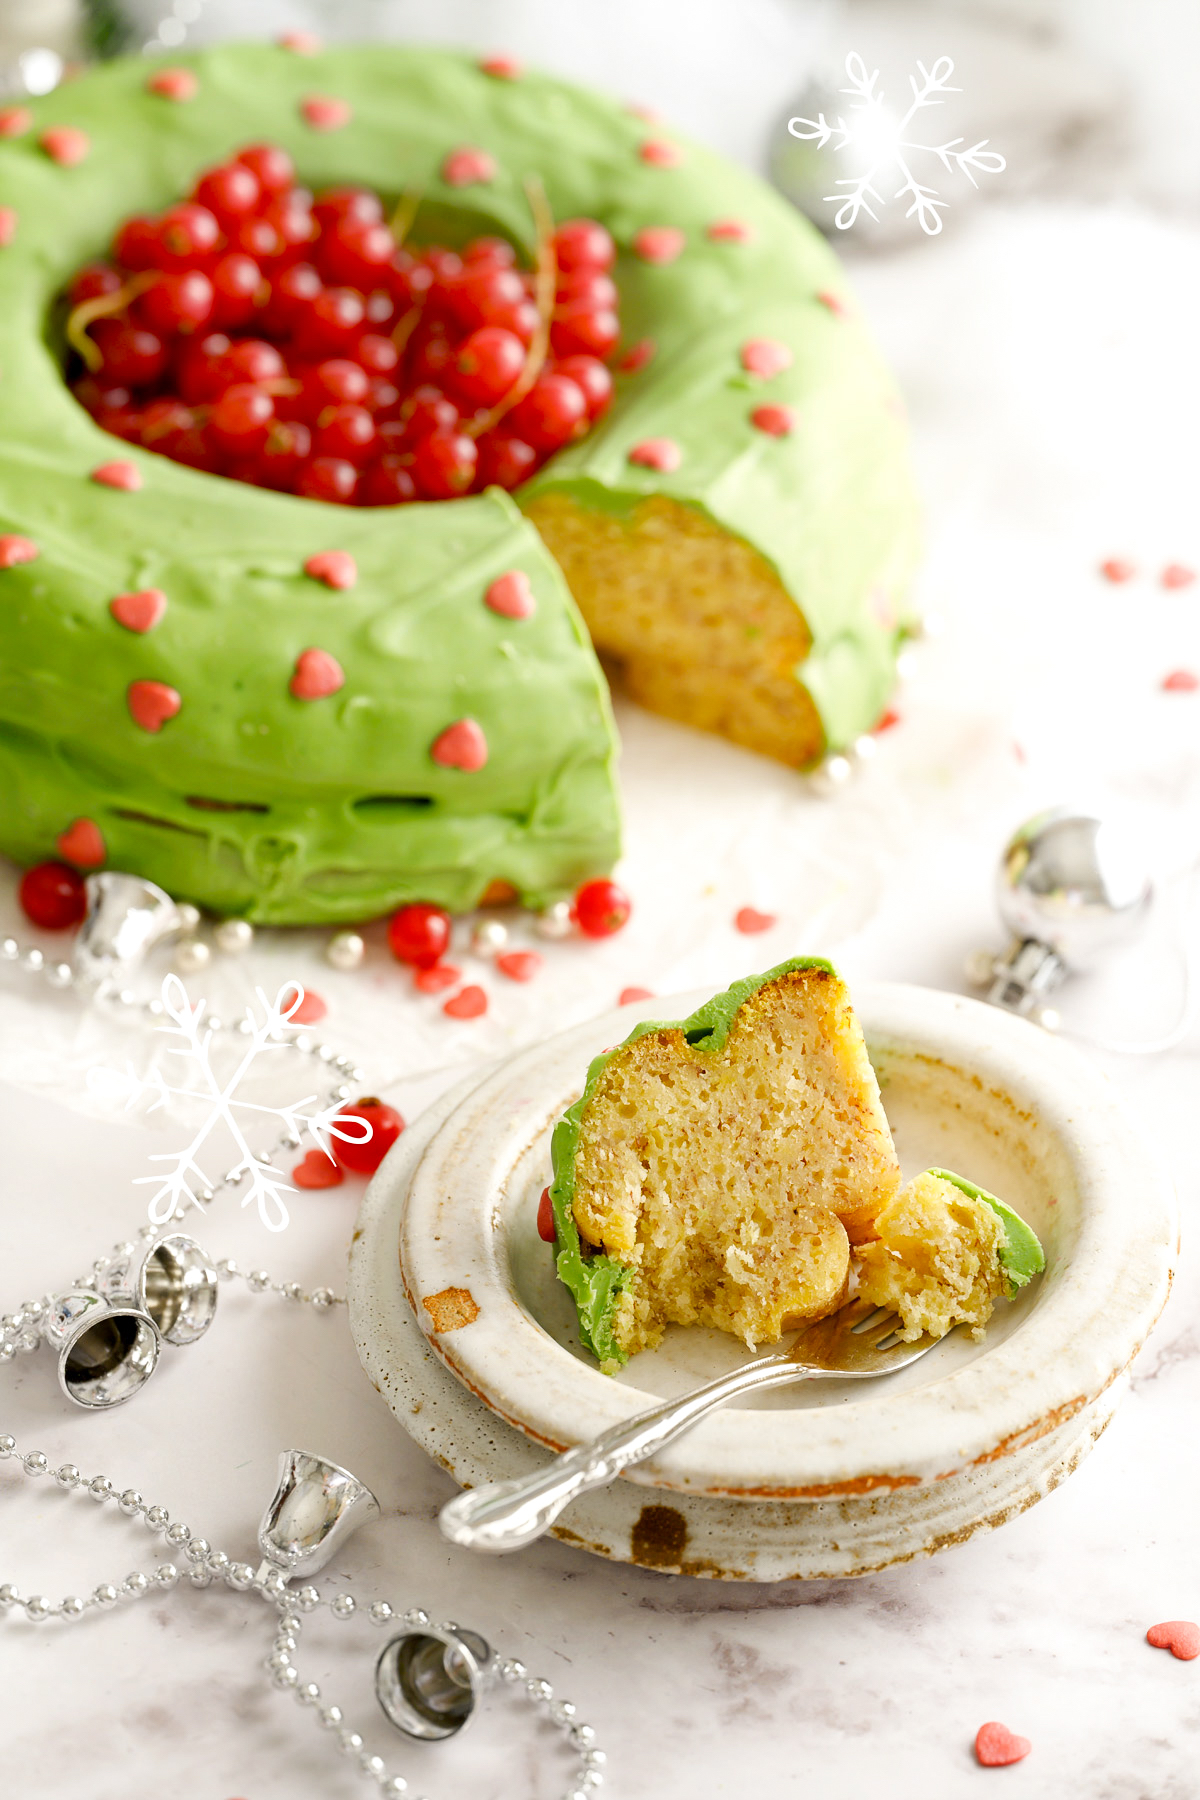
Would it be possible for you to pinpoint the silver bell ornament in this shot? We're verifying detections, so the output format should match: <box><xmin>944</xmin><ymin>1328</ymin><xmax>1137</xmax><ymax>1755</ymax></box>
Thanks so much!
<box><xmin>99</xmin><ymin>1233</ymin><xmax>219</xmax><ymax>1348</ymax></box>
<box><xmin>975</xmin><ymin>807</ymin><xmax>1154</xmax><ymax>1019</ymax></box>
<box><xmin>42</xmin><ymin>1289</ymin><xmax>161</xmax><ymax>1410</ymax></box>
<box><xmin>74</xmin><ymin>871</ymin><xmax>192</xmax><ymax>988</ymax></box>
<box><xmin>256</xmin><ymin>1449</ymin><xmax>380</xmax><ymax>1583</ymax></box>
<box><xmin>375</xmin><ymin>1621</ymin><xmax>493</xmax><ymax>1741</ymax></box>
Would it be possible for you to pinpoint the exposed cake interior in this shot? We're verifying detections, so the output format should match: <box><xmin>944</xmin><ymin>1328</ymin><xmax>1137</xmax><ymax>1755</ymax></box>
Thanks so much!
<box><xmin>556</xmin><ymin>960</ymin><xmax>901</xmax><ymax>1365</ymax></box>
<box><xmin>524</xmin><ymin>493</ymin><xmax>825</xmax><ymax>768</ymax></box>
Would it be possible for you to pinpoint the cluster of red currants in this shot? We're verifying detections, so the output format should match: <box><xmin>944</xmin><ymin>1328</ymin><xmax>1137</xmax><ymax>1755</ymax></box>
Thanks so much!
<box><xmin>66</xmin><ymin>142</ymin><xmax>621</xmax><ymax>504</ymax></box>
<box><xmin>387</xmin><ymin>879</ymin><xmax>632</xmax><ymax>972</ymax></box>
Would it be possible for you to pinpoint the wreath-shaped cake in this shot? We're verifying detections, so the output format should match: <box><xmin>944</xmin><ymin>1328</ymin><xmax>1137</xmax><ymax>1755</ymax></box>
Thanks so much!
<box><xmin>0</xmin><ymin>43</ymin><xmax>919</xmax><ymax>924</ymax></box>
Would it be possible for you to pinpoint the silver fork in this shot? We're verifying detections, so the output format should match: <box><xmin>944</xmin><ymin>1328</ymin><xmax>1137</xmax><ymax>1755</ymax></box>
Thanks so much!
<box><xmin>438</xmin><ymin>1301</ymin><xmax>939</xmax><ymax>1554</ymax></box>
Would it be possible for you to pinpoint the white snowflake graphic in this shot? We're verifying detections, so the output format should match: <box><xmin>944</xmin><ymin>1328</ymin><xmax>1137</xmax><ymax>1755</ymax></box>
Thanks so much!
<box><xmin>88</xmin><ymin>976</ymin><xmax>369</xmax><ymax>1232</ymax></box>
<box><xmin>788</xmin><ymin>53</ymin><xmax>1005</xmax><ymax>236</ymax></box>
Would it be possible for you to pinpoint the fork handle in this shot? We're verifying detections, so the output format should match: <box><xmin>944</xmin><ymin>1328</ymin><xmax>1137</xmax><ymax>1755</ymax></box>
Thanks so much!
<box><xmin>437</xmin><ymin>1353</ymin><xmax>810</xmax><ymax>1554</ymax></box>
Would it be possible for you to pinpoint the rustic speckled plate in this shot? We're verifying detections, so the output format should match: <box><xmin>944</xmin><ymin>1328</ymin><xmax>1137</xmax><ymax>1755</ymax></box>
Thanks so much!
<box><xmin>348</xmin><ymin>983</ymin><xmax>1176</xmax><ymax>1578</ymax></box>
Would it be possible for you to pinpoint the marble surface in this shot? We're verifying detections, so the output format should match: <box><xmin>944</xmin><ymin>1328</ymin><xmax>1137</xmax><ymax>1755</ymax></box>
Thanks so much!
<box><xmin>3</xmin><ymin>26</ymin><xmax>1200</xmax><ymax>1798</ymax></box>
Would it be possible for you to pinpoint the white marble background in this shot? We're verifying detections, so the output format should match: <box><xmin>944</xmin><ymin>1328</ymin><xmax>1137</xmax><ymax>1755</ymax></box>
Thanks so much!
<box><xmin>1</xmin><ymin>2</ymin><xmax>1199</xmax><ymax>1796</ymax></box>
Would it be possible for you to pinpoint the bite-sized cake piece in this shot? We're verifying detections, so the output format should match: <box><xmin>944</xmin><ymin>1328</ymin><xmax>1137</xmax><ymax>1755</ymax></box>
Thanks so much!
<box><xmin>855</xmin><ymin>1168</ymin><xmax>1045</xmax><ymax>1342</ymax></box>
<box><xmin>549</xmin><ymin>958</ymin><xmax>900</xmax><ymax>1369</ymax></box>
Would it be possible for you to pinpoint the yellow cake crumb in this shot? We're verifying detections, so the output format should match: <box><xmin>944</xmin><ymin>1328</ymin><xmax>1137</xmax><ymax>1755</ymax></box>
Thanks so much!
<box><xmin>854</xmin><ymin>1171</ymin><xmax>1008</xmax><ymax>1342</ymax></box>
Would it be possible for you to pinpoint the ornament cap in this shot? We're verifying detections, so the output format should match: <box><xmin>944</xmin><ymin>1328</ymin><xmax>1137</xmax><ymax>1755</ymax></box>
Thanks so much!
<box><xmin>74</xmin><ymin>871</ymin><xmax>188</xmax><ymax>986</ymax></box>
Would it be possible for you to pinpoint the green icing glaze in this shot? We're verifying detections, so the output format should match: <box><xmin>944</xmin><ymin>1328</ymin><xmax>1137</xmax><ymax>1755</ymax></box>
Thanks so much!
<box><xmin>928</xmin><ymin>1168</ymin><xmax>1047</xmax><ymax>1295</ymax></box>
<box><xmin>549</xmin><ymin>956</ymin><xmax>834</xmax><ymax>1365</ymax></box>
<box><xmin>0</xmin><ymin>42</ymin><xmax>918</xmax><ymax>922</ymax></box>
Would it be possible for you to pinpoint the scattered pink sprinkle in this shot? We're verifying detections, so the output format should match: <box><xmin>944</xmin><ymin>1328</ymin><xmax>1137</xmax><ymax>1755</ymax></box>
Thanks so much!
<box><xmin>632</xmin><ymin>225</ymin><xmax>685</xmax><ymax>264</ymax></box>
<box><xmin>479</xmin><ymin>54</ymin><xmax>521</xmax><ymax>79</ymax></box>
<box><xmin>290</xmin><ymin>989</ymin><xmax>328</xmax><ymax>1024</ymax></box>
<box><xmin>415</xmin><ymin>963</ymin><xmax>461</xmax><ymax>994</ymax></box>
<box><xmin>56</xmin><ymin>818</ymin><xmax>105</xmax><ymax>868</ymax></box>
<box><xmin>751</xmin><ymin>404</ymin><xmax>795</xmax><ymax>437</ymax></box>
<box><xmin>305</xmin><ymin>549</ymin><xmax>357</xmax><ymax>589</ymax></box>
<box><xmin>497</xmin><ymin>950</ymin><xmax>542</xmax><ymax>982</ymax></box>
<box><xmin>974</xmin><ymin>1723</ymin><xmax>1031</xmax><ymax>1768</ymax></box>
<box><xmin>290</xmin><ymin>647</ymin><xmax>345</xmax><ymax>700</ymax></box>
<box><xmin>625</xmin><ymin>102</ymin><xmax>660</xmax><ymax>123</ymax></box>
<box><xmin>127</xmin><ymin>679</ymin><xmax>181</xmax><ymax>734</ymax></box>
<box><xmin>110</xmin><ymin>588</ymin><xmax>167</xmax><ymax>634</ymax></box>
<box><xmin>485</xmin><ymin>569</ymin><xmax>535</xmax><ymax>619</ymax></box>
<box><xmin>0</xmin><ymin>207</ymin><xmax>16</xmax><ymax>247</ymax></box>
<box><xmin>618</xmin><ymin>338</ymin><xmax>656</xmax><ymax>374</ymax></box>
<box><xmin>1146</xmin><ymin>1621</ymin><xmax>1200</xmax><ymax>1660</ymax></box>
<box><xmin>39</xmin><ymin>126</ymin><xmax>89</xmax><ymax>166</ymax></box>
<box><xmin>1161</xmin><ymin>563</ymin><xmax>1196</xmax><ymax>590</ymax></box>
<box><xmin>91</xmin><ymin>460</ymin><xmax>141</xmax><ymax>491</ymax></box>
<box><xmin>146</xmin><ymin>67</ymin><xmax>198</xmax><ymax>101</ymax></box>
<box><xmin>1100</xmin><ymin>557</ymin><xmax>1136</xmax><ymax>583</ymax></box>
<box><xmin>628</xmin><ymin>437</ymin><xmax>681</xmax><ymax>472</ymax></box>
<box><xmin>741</xmin><ymin>338</ymin><xmax>792</xmax><ymax>378</ymax></box>
<box><xmin>620</xmin><ymin>986</ymin><xmax>654</xmax><ymax>1005</ymax></box>
<box><xmin>293</xmin><ymin>1148</ymin><xmax>344</xmax><ymax>1189</ymax></box>
<box><xmin>639</xmin><ymin>140</ymin><xmax>682</xmax><ymax>168</ymax></box>
<box><xmin>874</xmin><ymin>707</ymin><xmax>901</xmax><ymax>733</ymax></box>
<box><xmin>442</xmin><ymin>147</ymin><xmax>497</xmax><ymax>187</ymax></box>
<box><xmin>279</xmin><ymin>30</ymin><xmax>322</xmax><ymax>53</ymax></box>
<box><xmin>735</xmin><ymin>907</ymin><xmax>776</xmax><ymax>934</ymax></box>
<box><xmin>0</xmin><ymin>534</ymin><xmax>38</xmax><ymax>568</ymax></box>
<box><xmin>301</xmin><ymin>94</ymin><xmax>352</xmax><ymax>132</ymax></box>
<box><xmin>1162</xmin><ymin>669</ymin><xmax>1198</xmax><ymax>692</ymax></box>
<box><xmin>1012</xmin><ymin>740</ymin><xmax>1027</xmax><ymax>764</ymax></box>
<box><xmin>707</xmin><ymin>218</ymin><xmax>753</xmax><ymax>243</ymax></box>
<box><xmin>444</xmin><ymin>984</ymin><xmax>488</xmax><ymax>1020</ymax></box>
<box><xmin>0</xmin><ymin>106</ymin><xmax>31</xmax><ymax>138</ymax></box>
<box><xmin>431</xmin><ymin>718</ymin><xmax>488</xmax><ymax>770</ymax></box>
<box><xmin>815</xmin><ymin>289</ymin><xmax>847</xmax><ymax>317</ymax></box>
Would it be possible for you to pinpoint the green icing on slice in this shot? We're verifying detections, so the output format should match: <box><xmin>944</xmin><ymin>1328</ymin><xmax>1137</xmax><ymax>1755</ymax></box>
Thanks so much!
<box><xmin>928</xmin><ymin>1168</ymin><xmax>1047</xmax><ymax>1295</ymax></box>
<box><xmin>549</xmin><ymin>956</ymin><xmax>834</xmax><ymax>1365</ymax></box>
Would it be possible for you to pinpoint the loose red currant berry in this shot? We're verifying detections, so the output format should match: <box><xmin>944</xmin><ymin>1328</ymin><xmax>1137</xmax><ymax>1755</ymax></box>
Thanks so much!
<box><xmin>262</xmin><ymin>192</ymin><xmax>317</xmax><ymax>255</ymax></box>
<box><xmin>365</xmin><ymin>377</ymin><xmax>401</xmax><ymax>416</ymax></box>
<box><xmin>402</xmin><ymin>385</ymin><xmax>459</xmax><ymax>440</ymax></box>
<box><xmin>490</xmin><ymin>298</ymin><xmax>540</xmax><ymax>345</ymax></box>
<box><xmin>296</xmin><ymin>455</ymin><xmax>358</xmax><ymax>503</ymax></box>
<box><xmin>293</xmin><ymin>286</ymin><xmax>366</xmax><ymax>356</ymax></box>
<box><xmin>554</xmin><ymin>218</ymin><xmax>616</xmax><ymax>273</ymax></box>
<box><xmin>387</xmin><ymin>902</ymin><xmax>451</xmax><ymax>968</ymax></box>
<box><xmin>575</xmin><ymin>877</ymin><xmax>632</xmax><ymax>937</ymax></box>
<box><xmin>301</xmin><ymin>357</ymin><xmax>369</xmax><ymax>417</ymax></box>
<box><xmin>556</xmin><ymin>269</ymin><xmax>618</xmax><ymax>309</ymax></box>
<box><xmin>363</xmin><ymin>287</ymin><xmax>398</xmax><ymax>329</ymax></box>
<box><xmin>92</xmin><ymin>320</ymin><xmax>168</xmax><ymax>387</ymax></box>
<box><xmin>69</xmin><ymin>262</ymin><xmax>123</xmax><ymax>307</ymax></box>
<box><xmin>315</xmin><ymin>402</ymin><xmax>377</xmax><ymax>465</ymax></box>
<box><xmin>138</xmin><ymin>269</ymin><xmax>215</xmax><ymax>336</ymax></box>
<box><xmin>477</xmin><ymin>433</ymin><xmax>539</xmax><ymax>490</ymax></box>
<box><xmin>455</xmin><ymin>265</ymin><xmax>525</xmax><ymax>329</ymax></box>
<box><xmin>235</xmin><ymin>142</ymin><xmax>295</xmax><ymax>195</ymax></box>
<box><xmin>261</xmin><ymin>261</ymin><xmax>323</xmax><ymax>334</ymax></box>
<box><xmin>387</xmin><ymin>254</ymin><xmax>433</xmax><ymax>308</ymax></box>
<box><xmin>175</xmin><ymin>331</ymin><xmax>232</xmax><ymax>403</ymax></box>
<box><xmin>313</xmin><ymin>186</ymin><xmax>383</xmax><ymax>231</ymax></box>
<box><xmin>354</xmin><ymin>332</ymin><xmax>400</xmax><ymax>376</ymax></box>
<box><xmin>333</xmin><ymin>1098</ymin><xmax>405</xmax><ymax>1175</ymax></box>
<box><xmin>208</xmin><ymin>383</ymin><xmax>275</xmax><ymax>456</ymax></box>
<box><xmin>19</xmin><ymin>860</ymin><xmax>87</xmax><ymax>930</ymax></box>
<box><xmin>242</xmin><ymin>419</ymin><xmax>312</xmax><ymax>489</ymax></box>
<box><xmin>551</xmin><ymin>303</ymin><xmax>619</xmax><ymax>360</ymax></box>
<box><xmin>360</xmin><ymin>457</ymin><xmax>418</xmax><ymax>505</ymax></box>
<box><xmin>213</xmin><ymin>337</ymin><xmax>286</xmax><ymax>388</ymax></box>
<box><xmin>194</xmin><ymin>161</ymin><xmax>261</xmax><ymax>222</ymax></box>
<box><xmin>453</xmin><ymin>326</ymin><xmax>526</xmax><ymax>405</ymax></box>
<box><xmin>537</xmin><ymin>1186</ymin><xmax>556</xmax><ymax>1243</ymax></box>
<box><xmin>210</xmin><ymin>252</ymin><xmax>264</xmax><ymax>328</ymax></box>
<box><xmin>407</xmin><ymin>326</ymin><xmax>457</xmax><ymax>387</ymax></box>
<box><xmin>231</xmin><ymin>215</ymin><xmax>283</xmax><ymax>261</ymax></box>
<box><xmin>140</xmin><ymin>396</ymin><xmax>199</xmax><ymax>454</ymax></box>
<box><xmin>554</xmin><ymin>354</ymin><xmax>613</xmax><ymax>418</ymax></box>
<box><xmin>508</xmin><ymin>371</ymin><xmax>588</xmax><ymax>450</ymax></box>
<box><xmin>73</xmin><ymin>375</ymin><xmax>133</xmax><ymax>417</ymax></box>
<box><xmin>154</xmin><ymin>201</ymin><xmax>220</xmax><ymax>264</ymax></box>
<box><xmin>464</xmin><ymin>235</ymin><xmax>517</xmax><ymax>268</ymax></box>
<box><xmin>319</xmin><ymin>219</ymin><xmax>396</xmax><ymax>290</ymax></box>
<box><xmin>413</xmin><ymin>429</ymin><xmax>478</xmax><ymax>499</ymax></box>
<box><xmin>113</xmin><ymin>215</ymin><xmax>161</xmax><ymax>271</ymax></box>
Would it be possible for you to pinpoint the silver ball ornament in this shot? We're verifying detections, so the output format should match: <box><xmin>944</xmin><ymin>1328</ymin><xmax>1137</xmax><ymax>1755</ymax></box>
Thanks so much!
<box><xmin>997</xmin><ymin>807</ymin><xmax>1153</xmax><ymax>972</ymax></box>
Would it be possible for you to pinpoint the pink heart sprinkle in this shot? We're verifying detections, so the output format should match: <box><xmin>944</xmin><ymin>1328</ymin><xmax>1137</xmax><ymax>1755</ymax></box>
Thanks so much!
<box><xmin>0</xmin><ymin>534</ymin><xmax>38</xmax><ymax>568</ymax></box>
<box><xmin>290</xmin><ymin>648</ymin><xmax>345</xmax><ymax>700</ymax></box>
<box><xmin>751</xmin><ymin>404</ymin><xmax>796</xmax><ymax>437</ymax></box>
<box><xmin>618</xmin><ymin>339</ymin><xmax>656</xmax><ymax>374</ymax></box>
<box><xmin>146</xmin><ymin>67</ymin><xmax>198</xmax><ymax>101</ymax></box>
<box><xmin>292</xmin><ymin>1148</ymin><xmax>344</xmax><ymax>1189</ymax></box>
<box><xmin>431</xmin><ymin>718</ymin><xmax>488</xmax><ymax>771</ymax></box>
<box><xmin>639</xmin><ymin>140</ymin><xmax>682</xmax><ymax>168</ymax></box>
<box><xmin>485</xmin><ymin>570</ymin><xmax>535</xmax><ymax>619</ymax></box>
<box><xmin>0</xmin><ymin>207</ymin><xmax>16</xmax><ymax>247</ymax></box>
<box><xmin>620</xmin><ymin>986</ymin><xmax>654</xmax><ymax>1005</ymax></box>
<box><xmin>1162</xmin><ymin>669</ymin><xmax>1198</xmax><ymax>692</ymax></box>
<box><xmin>415</xmin><ymin>962</ymin><xmax>461</xmax><ymax>994</ymax></box>
<box><xmin>497</xmin><ymin>950</ymin><xmax>542</xmax><ymax>982</ymax></box>
<box><xmin>304</xmin><ymin>549</ymin><xmax>357</xmax><ymax>590</ymax></box>
<box><xmin>875</xmin><ymin>707</ymin><xmax>901</xmax><ymax>733</ymax></box>
<box><xmin>735</xmin><ymin>907</ymin><xmax>776</xmax><ymax>934</ymax></box>
<box><xmin>815</xmin><ymin>289</ymin><xmax>848</xmax><ymax>317</ymax></box>
<box><xmin>628</xmin><ymin>437</ymin><xmax>681</xmax><ymax>472</ymax></box>
<box><xmin>444</xmin><ymin>984</ymin><xmax>488</xmax><ymax>1019</ymax></box>
<box><xmin>741</xmin><ymin>338</ymin><xmax>793</xmax><ymax>379</ymax></box>
<box><xmin>289</xmin><ymin>989</ymin><xmax>327</xmax><ymax>1024</ymax></box>
<box><xmin>301</xmin><ymin>94</ymin><xmax>352</xmax><ymax>131</ymax></box>
<box><xmin>632</xmin><ymin>225</ymin><xmax>685</xmax><ymax>264</ymax></box>
<box><xmin>56</xmin><ymin>818</ymin><xmax>106</xmax><ymax>868</ymax></box>
<box><xmin>442</xmin><ymin>147</ymin><xmax>497</xmax><ymax>187</ymax></box>
<box><xmin>0</xmin><ymin>107</ymin><xmax>32</xmax><ymax>139</ymax></box>
<box><xmin>1146</xmin><ymin>1620</ymin><xmax>1200</xmax><ymax>1660</ymax></box>
<box><xmin>974</xmin><ymin>1723</ymin><xmax>1031</xmax><ymax>1768</ymax></box>
<box><xmin>110</xmin><ymin>588</ymin><xmax>167</xmax><ymax>634</ymax></box>
<box><xmin>91</xmin><ymin>460</ymin><xmax>142</xmax><ymax>491</ymax></box>
<box><xmin>1100</xmin><ymin>557</ymin><xmax>1136</xmax><ymax>583</ymax></box>
<box><xmin>479</xmin><ymin>54</ymin><xmax>521</xmax><ymax>79</ymax></box>
<box><xmin>127</xmin><ymin>680</ymin><xmax>181</xmax><ymax>734</ymax></box>
<box><xmin>39</xmin><ymin>126</ymin><xmax>89</xmax><ymax>166</ymax></box>
<box><xmin>707</xmin><ymin>218</ymin><xmax>753</xmax><ymax>243</ymax></box>
<box><xmin>1161</xmin><ymin>563</ymin><xmax>1196</xmax><ymax>589</ymax></box>
<box><xmin>279</xmin><ymin>29</ymin><xmax>322</xmax><ymax>53</ymax></box>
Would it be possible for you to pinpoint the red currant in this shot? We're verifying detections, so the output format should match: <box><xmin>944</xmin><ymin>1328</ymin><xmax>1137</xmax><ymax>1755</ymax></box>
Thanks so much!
<box><xmin>575</xmin><ymin>877</ymin><xmax>632</xmax><ymax>938</ymax></box>
<box><xmin>231</xmin><ymin>215</ymin><xmax>283</xmax><ymax>261</ymax></box>
<box><xmin>113</xmin><ymin>215</ymin><xmax>159</xmax><ymax>271</ymax></box>
<box><xmin>208</xmin><ymin>383</ymin><xmax>274</xmax><ymax>456</ymax></box>
<box><xmin>551</xmin><ymin>303</ymin><xmax>619</xmax><ymax>360</ymax></box>
<box><xmin>175</xmin><ymin>331</ymin><xmax>232</xmax><ymax>403</ymax></box>
<box><xmin>92</xmin><ymin>320</ymin><xmax>168</xmax><ymax>387</ymax></box>
<box><xmin>365</xmin><ymin>376</ymin><xmax>401</xmax><ymax>416</ymax></box>
<box><xmin>261</xmin><ymin>261</ymin><xmax>322</xmax><ymax>335</ymax></box>
<box><xmin>296</xmin><ymin>455</ymin><xmax>358</xmax><ymax>503</ymax></box>
<box><xmin>333</xmin><ymin>1098</ymin><xmax>405</xmax><ymax>1175</ymax></box>
<box><xmin>408</xmin><ymin>326</ymin><xmax>457</xmax><ymax>387</ymax></box>
<box><xmin>19</xmin><ymin>860</ymin><xmax>87</xmax><ymax>930</ymax></box>
<box><xmin>361</xmin><ymin>457</ymin><xmax>418</xmax><ymax>505</ymax></box>
<box><xmin>537</xmin><ymin>1186</ymin><xmax>556</xmax><ymax>1243</ymax></box>
<box><xmin>413</xmin><ymin>429</ymin><xmax>478</xmax><ymax>499</ymax></box>
<box><xmin>293</xmin><ymin>286</ymin><xmax>366</xmax><ymax>356</ymax></box>
<box><xmin>453</xmin><ymin>326</ymin><xmax>525</xmax><ymax>405</ymax></box>
<box><xmin>387</xmin><ymin>902</ymin><xmax>451</xmax><ymax>968</ymax></box>
<box><xmin>69</xmin><ymin>262</ymin><xmax>123</xmax><ymax>306</ymax></box>
<box><xmin>137</xmin><ymin>269</ymin><xmax>215</xmax><ymax>336</ymax></box>
<box><xmin>508</xmin><ymin>371</ymin><xmax>588</xmax><ymax>450</ymax></box>
<box><xmin>194</xmin><ymin>162</ymin><xmax>261</xmax><ymax>223</ymax></box>
<box><xmin>455</xmin><ymin>265</ymin><xmax>525</xmax><ymax>329</ymax></box>
<box><xmin>234</xmin><ymin>419</ymin><xmax>312</xmax><ymax>490</ymax></box>
<box><xmin>313</xmin><ymin>186</ymin><xmax>384</xmax><ymax>231</ymax></box>
<box><xmin>210</xmin><ymin>253</ymin><xmax>264</xmax><ymax>328</ymax></box>
<box><xmin>140</xmin><ymin>396</ymin><xmax>199</xmax><ymax>456</ymax></box>
<box><xmin>261</xmin><ymin>193</ymin><xmax>317</xmax><ymax>255</ymax></box>
<box><xmin>464</xmin><ymin>235</ymin><xmax>517</xmax><ymax>268</ymax></box>
<box><xmin>554</xmin><ymin>218</ymin><xmax>616</xmax><ymax>272</ymax></box>
<box><xmin>557</xmin><ymin>269</ymin><xmax>618</xmax><ymax>309</ymax></box>
<box><xmin>402</xmin><ymin>385</ymin><xmax>459</xmax><ymax>440</ymax></box>
<box><xmin>319</xmin><ymin>219</ymin><xmax>396</xmax><ymax>289</ymax></box>
<box><xmin>235</xmin><ymin>142</ymin><xmax>295</xmax><ymax>195</ymax></box>
<box><xmin>315</xmin><ymin>402</ymin><xmax>377</xmax><ymax>465</ymax></box>
<box><xmin>554</xmin><ymin>354</ymin><xmax>613</xmax><ymax>417</ymax></box>
<box><xmin>213</xmin><ymin>337</ymin><xmax>286</xmax><ymax>388</ymax></box>
<box><xmin>354</xmin><ymin>332</ymin><xmax>400</xmax><ymax>376</ymax></box>
<box><xmin>490</xmin><ymin>298</ymin><xmax>540</xmax><ymax>345</ymax></box>
<box><xmin>477</xmin><ymin>433</ymin><xmax>539</xmax><ymax>489</ymax></box>
<box><xmin>154</xmin><ymin>202</ymin><xmax>220</xmax><ymax>263</ymax></box>
<box><xmin>301</xmin><ymin>357</ymin><xmax>369</xmax><ymax>417</ymax></box>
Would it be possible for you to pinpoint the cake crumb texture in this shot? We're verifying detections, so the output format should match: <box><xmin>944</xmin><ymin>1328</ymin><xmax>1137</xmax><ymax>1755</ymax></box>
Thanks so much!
<box><xmin>855</xmin><ymin>1171</ymin><xmax>1008</xmax><ymax>1341</ymax></box>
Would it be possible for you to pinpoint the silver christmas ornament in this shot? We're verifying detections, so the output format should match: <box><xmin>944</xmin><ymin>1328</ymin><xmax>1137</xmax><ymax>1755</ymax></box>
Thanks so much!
<box><xmin>326</xmin><ymin>929</ymin><xmax>365</xmax><ymax>971</ymax></box>
<box><xmin>256</xmin><ymin>1450</ymin><xmax>380</xmax><ymax>1583</ymax></box>
<box><xmin>74</xmin><ymin>872</ymin><xmax>188</xmax><ymax>988</ymax></box>
<box><xmin>375</xmin><ymin>1621</ymin><xmax>493</xmax><ymax>1741</ymax></box>
<box><xmin>214</xmin><ymin>917</ymin><xmax>254</xmax><ymax>955</ymax></box>
<box><xmin>99</xmin><ymin>1233</ymin><xmax>219</xmax><ymax>1348</ymax></box>
<box><xmin>42</xmin><ymin>1290</ymin><xmax>161</xmax><ymax>1410</ymax></box>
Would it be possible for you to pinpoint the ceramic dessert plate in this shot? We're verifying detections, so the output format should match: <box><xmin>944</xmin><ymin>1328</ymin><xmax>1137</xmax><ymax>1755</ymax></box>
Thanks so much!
<box><xmin>349</xmin><ymin>982</ymin><xmax>1176</xmax><ymax>1575</ymax></box>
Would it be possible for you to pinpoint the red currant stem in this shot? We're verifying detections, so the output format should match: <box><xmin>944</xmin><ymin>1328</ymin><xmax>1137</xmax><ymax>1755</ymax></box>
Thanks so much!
<box><xmin>65</xmin><ymin>273</ymin><xmax>157</xmax><ymax>372</ymax></box>
<box><xmin>259</xmin><ymin>377</ymin><xmax>303</xmax><ymax>396</ymax></box>
<box><xmin>386</xmin><ymin>186</ymin><xmax>423</xmax><ymax>249</ymax></box>
<box><xmin>390</xmin><ymin>304</ymin><xmax>424</xmax><ymax>356</ymax></box>
<box><xmin>465</xmin><ymin>174</ymin><xmax>556</xmax><ymax>439</ymax></box>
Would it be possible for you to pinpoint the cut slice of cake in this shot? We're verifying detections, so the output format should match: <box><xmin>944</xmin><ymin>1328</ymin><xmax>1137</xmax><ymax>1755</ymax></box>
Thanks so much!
<box><xmin>548</xmin><ymin>958</ymin><xmax>901</xmax><ymax>1369</ymax></box>
<box><xmin>854</xmin><ymin>1168</ymin><xmax>1046</xmax><ymax>1342</ymax></box>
